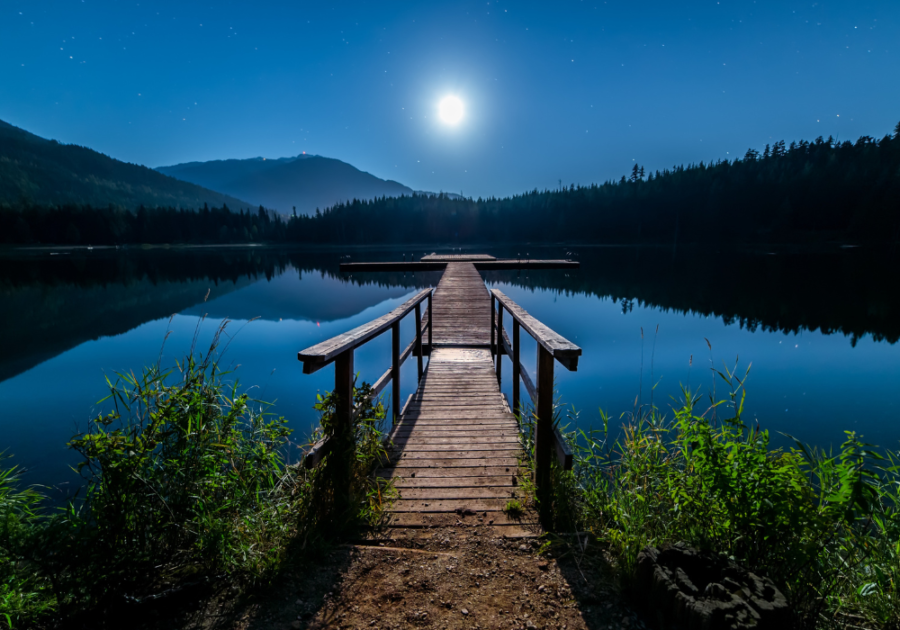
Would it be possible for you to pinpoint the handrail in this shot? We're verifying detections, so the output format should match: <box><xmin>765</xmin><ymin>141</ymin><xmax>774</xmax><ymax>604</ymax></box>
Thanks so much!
<box><xmin>491</xmin><ymin>289</ymin><xmax>581</xmax><ymax>370</ymax></box>
<box><xmin>297</xmin><ymin>287</ymin><xmax>434</xmax><ymax>470</ymax></box>
<box><xmin>298</xmin><ymin>288</ymin><xmax>433</xmax><ymax>374</ymax></box>
<box><xmin>490</xmin><ymin>290</ymin><xmax>581</xmax><ymax>526</ymax></box>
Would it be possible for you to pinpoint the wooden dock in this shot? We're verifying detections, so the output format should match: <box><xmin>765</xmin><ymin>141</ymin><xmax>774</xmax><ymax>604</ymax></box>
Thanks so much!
<box><xmin>297</xmin><ymin>256</ymin><xmax>581</xmax><ymax>537</ymax></box>
<box><xmin>339</xmin><ymin>258</ymin><xmax>578</xmax><ymax>272</ymax></box>
<box><xmin>421</xmin><ymin>253</ymin><xmax>496</xmax><ymax>262</ymax></box>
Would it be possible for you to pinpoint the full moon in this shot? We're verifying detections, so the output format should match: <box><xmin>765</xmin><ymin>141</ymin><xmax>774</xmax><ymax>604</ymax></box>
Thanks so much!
<box><xmin>438</xmin><ymin>95</ymin><xmax>464</xmax><ymax>125</ymax></box>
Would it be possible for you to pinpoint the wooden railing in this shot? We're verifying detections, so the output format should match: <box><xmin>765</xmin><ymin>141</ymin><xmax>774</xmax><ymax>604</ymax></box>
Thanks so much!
<box><xmin>490</xmin><ymin>289</ymin><xmax>582</xmax><ymax>526</ymax></box>
<box><xmin>297</xmin><ymin>288</ymin><xmax>434</xmax><ymax>468</ymax></box>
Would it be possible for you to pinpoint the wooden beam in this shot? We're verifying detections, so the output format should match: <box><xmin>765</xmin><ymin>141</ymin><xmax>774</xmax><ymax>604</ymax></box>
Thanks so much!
<box><xmin>392</xmin><ymin>321</ymin><xmax>400</xmax><ymax>424</ymax></box>
<box><xmin>535</xmin><ymin>344</ymin><xmax>555</xmax><ymax>529</ymax></box>
<box><xmin>304</xmin><ymin>435</ymin><xmax>332</xmax><ymax>469</ymax></box>
<box><xmin>491</xmin><ymin>289</ymin><xmax>582</xmax><ymax>371</ymax></box>
<box><xmin>512</xmin><ymin>320</ymin><xmax>520</xmax><ymax>417</ymax></box>
<box><xmin>553</xmin><ymin>426</ymin><xmax>573</xmax><ymax>470</ymax></box>
<box><xmin>298</xmin><ymin>288</ymin><xmax>432</xmax><ymax>373</ymax></box>
<box><xmin>415</xmin><ymin>303</ymin><xmax>423</xmax><ymax>380</ymax></box>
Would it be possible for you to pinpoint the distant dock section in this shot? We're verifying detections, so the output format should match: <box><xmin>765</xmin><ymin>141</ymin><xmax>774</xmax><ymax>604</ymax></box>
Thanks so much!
<box><xmin>421</xmin><ymin>253</ymin><xmax>496</xmax><ymax>262</ymax></box>
<box><xmin>340</xmin><ymin>254</ymin><xmax>578</xmax><ymax>272</ymax></box>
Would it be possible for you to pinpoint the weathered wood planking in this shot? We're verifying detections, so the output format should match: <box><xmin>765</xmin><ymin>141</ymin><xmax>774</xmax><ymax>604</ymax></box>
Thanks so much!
<box><xmin>298</xmin><ymin>288</ymin><xmax>432</xmax><ymax>372</ymax></box>
<box><xmin>378</xmin><ymin>347</ymin><xmax>531</xmax><ymax>535</ymax></box>
<box><xmin>340</xmin><ymin>259</ymin><xmax>578</xmax><ymax>272</ymax></box>
<box><xmin>493</xmin><ymin>289</ymin><xmax>582</xmax><ymax>370</ymax></box>
<box><xmin>430</xmin><ymin>263</ymin><xmax>492</xmax><ymax>347</ymax></box>
<box><xmin>421</xmin><ymin>253</ymin><xmax>496</xmax><ymax>262</ymax></box>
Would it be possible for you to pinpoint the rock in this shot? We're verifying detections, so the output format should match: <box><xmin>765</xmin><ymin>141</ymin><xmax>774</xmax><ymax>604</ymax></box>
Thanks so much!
<box><xmin>525</xmin><ymin>620</ymin><xmax>539</xmax><ymax>629</ymax></box>
<box><xmin>461</xmin><ymin>608</ymin><xmax>469</xmax><ymax>615</ymax></box>
<box><xmin>518</xmin><ymin>544</ymin><xmax>529</xmax><ymax>551</ymax></box>
<box><xmin>636</xmin><ymin>543</ymin><xmax>790</xmax><ymax>630</ymax></box>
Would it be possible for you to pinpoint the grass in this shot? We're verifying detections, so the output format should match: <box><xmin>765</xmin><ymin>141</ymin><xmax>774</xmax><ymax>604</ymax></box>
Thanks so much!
<box><xmin>517</xmin><ymin>360</ymin><xmax>900</xmax><ymax>629</ymax></box>
<box><xmin>503</xmin><ymin>499</ymin><xmax>525</xmax><ymax>517</ymax></box>
<box><xmin>0</xmin><ymin>320</ymin><xmax>392</xmax><ymax>628</ymax></box>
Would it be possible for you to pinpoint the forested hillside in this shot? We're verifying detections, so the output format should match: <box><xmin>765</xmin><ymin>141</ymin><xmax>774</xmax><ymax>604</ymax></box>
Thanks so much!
<box><xmin>295</xmin><ymin>124</ymin><xmax>900</xmax><ymax>245</ymax></box>
<box><xmin>0</xmin><ymin>119</ymin><xmax>252</xmax><ymax>210</ymax></box>
<box><xmin>157</xmin><ymin>154</ymin><xmax>416</xmax><ymax>215</ymax></box>
<box><xmin>3</xmin><ymin>123</ymin><xmax>899</xmax><ymax>245</ymax></box>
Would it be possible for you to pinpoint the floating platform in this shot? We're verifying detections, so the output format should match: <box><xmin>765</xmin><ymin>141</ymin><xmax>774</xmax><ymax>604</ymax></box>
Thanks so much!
<box><xmin>340</xmin><ymin>257</ymin><xmax>578</xmax><ymax>272</ymax></box>
<box><xmin>421</xmin><ymin>253</ymin><xmax>496</xmax><ymax>262</ymax></box>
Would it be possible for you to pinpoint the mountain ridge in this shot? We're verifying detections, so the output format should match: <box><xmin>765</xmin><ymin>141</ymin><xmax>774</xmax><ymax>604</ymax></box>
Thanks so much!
<box><xmin>0</xmin><ymin>119</ymin><xmax>254</xmax><ymax>210</ymax></box>
<box><xmin>157</xmin><ymin>154</ymin><xmax>458</xmax><ymax>215</ymax></box>
<box><xmin>157</xmin><ymin>154</ymin><xmax>414</xmax><ymax>215</ymax></box>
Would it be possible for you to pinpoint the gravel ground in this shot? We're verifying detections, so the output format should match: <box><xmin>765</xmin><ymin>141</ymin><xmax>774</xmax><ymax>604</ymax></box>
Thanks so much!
<box><xmin>139</xmin><ymin>527</ymin><xmax>647</xmax><ymax>630</ymax></box>
<box><xmin>74</xmin><ymin>525</ymin><xmax>647</xmax><ymax>630</ymax></box>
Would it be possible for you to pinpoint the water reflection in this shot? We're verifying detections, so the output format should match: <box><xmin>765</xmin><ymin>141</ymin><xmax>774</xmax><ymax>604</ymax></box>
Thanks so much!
<box><xmin>0</xmin><ymin>244</ymin><xmax>897</xmax><ymax>492</ymax></box>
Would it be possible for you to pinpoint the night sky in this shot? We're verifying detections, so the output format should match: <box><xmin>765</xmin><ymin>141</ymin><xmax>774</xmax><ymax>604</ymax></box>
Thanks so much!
<box><xmin>2</xmin><ymin>1</ymin><xmax>898</xmax><ymax>199</ymax></box>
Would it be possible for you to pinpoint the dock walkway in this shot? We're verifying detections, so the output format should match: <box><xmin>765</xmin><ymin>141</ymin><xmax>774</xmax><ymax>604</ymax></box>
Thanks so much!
<box><xmin>297</xmin><ymin>255</ymin><xmax>580</xmax><ymax>537</ymax></box>
<box><xmin>380</xmin><ymin>262</ymin><xmax>528</xmax><ymax>536</ymax></box>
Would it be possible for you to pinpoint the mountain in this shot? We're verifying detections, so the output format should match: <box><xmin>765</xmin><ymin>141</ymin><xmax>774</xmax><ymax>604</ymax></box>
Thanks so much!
<box><xmin>157</xmin><ymin>154</ymin><xmax>426</xmax><ymax>215</ymax></box>
<box><xmin>0</xmin><ymin>119</ymin><xmax>253</xmax><ymax>210</ymax></box>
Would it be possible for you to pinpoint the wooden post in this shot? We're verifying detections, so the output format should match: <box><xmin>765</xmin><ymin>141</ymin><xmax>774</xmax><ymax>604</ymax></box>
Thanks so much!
<box><xmin>535</xmin><ymin>344</ymin><xmax>555</xmax><ymax>529</ymax></box>
<box><xmin>427</xmin><ymin>292</ymin><xmax>433</xmax><ymax>353</ymax></box>
<box><xmin>392</xmin><ymin>320</ymin><xmax>401</xmax><ymax>424</ymax></box>
<box><xmin>490</xmin><ymin>293</ymin><xmax>496</xmax><ymax>363</ymax></box>
<box><xmin>496</xmin><ymin>304</ymin><xmax>503</xmax><ymax>385</ymax></box>
<box><xmin>333</xmin><ymin>348</ymin><xmax>354</xmax><ymax>516</ymax></box>
<box><xmin>512</xmin><ymin>319</ymin><xmax>520</xmax><ymax>417</ymax></box>
<box><xmin>334</xmin><ymin>349</ymin><xmax>355</xmax><ymax>437</ymax></box>
<box><xmin>415</xmin><ymin>303</ymin><xmax>423</xmax><ymax>381</ymax></box>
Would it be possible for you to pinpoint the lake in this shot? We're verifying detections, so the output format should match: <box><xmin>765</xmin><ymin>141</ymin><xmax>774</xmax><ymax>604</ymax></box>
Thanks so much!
<box><xmin>2</xmin><ymin>244</ymin><xmax>899</xmax><ymax>499</ymax></box>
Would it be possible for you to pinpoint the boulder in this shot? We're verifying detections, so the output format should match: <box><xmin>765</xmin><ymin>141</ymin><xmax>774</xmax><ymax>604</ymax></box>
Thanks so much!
<box><xmin>636</xmin><ymin>543</ymin><xmax>790</xmax><ymax>630</ymax></box>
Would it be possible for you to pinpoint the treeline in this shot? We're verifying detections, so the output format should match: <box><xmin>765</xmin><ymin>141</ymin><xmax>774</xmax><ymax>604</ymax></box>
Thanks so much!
<box><xmin>0</xmin><ymin>203</ymin><xmax>284</xmax><ymax>245</ymax></box>
<box><xmin>3</xmin><ymin>123</ymin><xmax>900</xmax><ymax>245</ymax></box>
<box><xmin>301</xmin><ymin>124</ymin><xmax>900</xmax><ymax>244</ymax></box>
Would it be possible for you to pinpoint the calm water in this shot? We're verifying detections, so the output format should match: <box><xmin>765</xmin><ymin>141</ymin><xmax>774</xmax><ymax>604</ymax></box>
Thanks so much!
<box><xmin>2</xmin><ymin>244</ymin><xmax>899</xmax><ymax>497</ymax></box>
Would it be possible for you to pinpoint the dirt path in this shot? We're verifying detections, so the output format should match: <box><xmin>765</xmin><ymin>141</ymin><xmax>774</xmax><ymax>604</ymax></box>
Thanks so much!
<box><xmin>153</xmin><ymin>525</ymin><xmax>648</xmax><ymax>630</ymax></box>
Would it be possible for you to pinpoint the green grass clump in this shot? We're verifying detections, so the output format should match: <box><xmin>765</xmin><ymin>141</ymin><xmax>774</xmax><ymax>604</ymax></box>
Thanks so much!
<box><xmin>532</xmin><ymin>363</ymin><xmax>900</xmax><ymax>629</ymax></box>
<box><xmin>504</xmin><ymin>499</ymin><xmax>524</xmax><ymax>517</ymax></box>
<box><xmin>0</xmin><ymin>321</ymin><xmax>391</xmax><ymax>628</ymax></box>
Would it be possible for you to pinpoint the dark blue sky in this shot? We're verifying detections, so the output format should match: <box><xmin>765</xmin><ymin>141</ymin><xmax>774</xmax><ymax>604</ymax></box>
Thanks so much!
<box><xmin>2</xmin><ymin>1</ymin><xmax>898</xmax><ymax>198</ymax></box>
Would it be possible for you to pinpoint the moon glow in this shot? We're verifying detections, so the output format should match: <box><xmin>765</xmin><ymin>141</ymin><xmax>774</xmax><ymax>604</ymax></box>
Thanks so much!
<box><xmin>438</xmin><ymin>95</ymin><xmax>464</xmax><ymax>125</ymax></box>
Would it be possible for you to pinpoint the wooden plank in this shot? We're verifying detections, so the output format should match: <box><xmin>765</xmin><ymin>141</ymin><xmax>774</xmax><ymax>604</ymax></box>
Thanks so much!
<box><xmin>377</xmin><ymin>466</ymin><xmax>518</xmax><ymax>478</ymax></box>
<box><xmin>388</xmin><ymin>444</ymin><xmax>520</xmax><ymax>453</ymax></box>
<box><xmin>384</xmin><ymin>512</ymin><xmax>538</xmax><ymax>532</ymax></box>
<box><xmin>390</xmin><ymin>498</ymin><xmax>517</xmax><ymax>513</ymax></box>
<box><xmin>387</xmin><ymin>457</ymin><xmax>520</xmax><ymax>468</ymax></box>
<box><xmin>491</xmin><ymin>288</ymin><xmax>582</xmax><ymax>370</ymax></box>
<box><xmin>390</xmin><ymin>435</ymin><xmax>520</xmax><ymax>445</ymax></box>
<box><xmin>397</xmin><ymin>487</ymin><xmax>521</xmax><ymax>500</ymax></box>
<box><xmin>388</xmin><ymin>476</ymin><xmax>518</xmax><ymax>488</ymax></box>
<box><xmin>388</xmin><ymin>452</ymin><xmax>521</xmax><ymax>462</ymax></box>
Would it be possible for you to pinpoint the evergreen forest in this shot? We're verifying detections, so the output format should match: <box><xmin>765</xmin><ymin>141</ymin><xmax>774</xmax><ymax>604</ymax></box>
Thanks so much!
<box><xmin>3</xmin><ymin>123</ymin><xmax>899</xmax><ymax>246</ymax></box>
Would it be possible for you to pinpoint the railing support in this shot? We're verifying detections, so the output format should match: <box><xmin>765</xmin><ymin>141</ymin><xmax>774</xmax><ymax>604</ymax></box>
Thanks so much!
<box><xmin>512</xmin><ymin>319</ymin><xmax>520</xmax><ymax>417</ymax></box>
<box><xmin>427</xmin><ymin>293</ymin><xmax>433</xmax><ymax>352</ymax></box>
<box><xmin>334</xmin><ymin>349</ymin><xmax>355</xmax><ymax>437</ymax></box>
<box><xmin>332</xmin><ymin>349</ymin><xmax>354</xmax><ymax>515</ymax></box>
<box><xmin>391</xmin><ymin>321</ymin><xmax>400</xmax><ymax>424</ymax></box>
<box><xmin>490</xmin><ymin>293</ymin><xmax>496</xmax><ymax>362</ymax></box>
<box><xmin>535</xmin><ymin>344</ymin><xmax>555</xmax><ymax>529</ymax></box>
<box><xmin>496</xmin><ymin>304</ymin><xmax>504</xmax><ymax>385</ymax></box>
<box><xmin>415</xmin><ymin>303</ymin><xmax>423</xmax><ymax>380</ymax></box>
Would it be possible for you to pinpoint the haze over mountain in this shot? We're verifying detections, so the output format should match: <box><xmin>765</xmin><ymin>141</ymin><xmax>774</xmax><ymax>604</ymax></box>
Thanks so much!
<box><xmin>157</xmin><ymin>154</ymin><xmax>456</xmax><ymax>215</ymax></box>
<box><xmin>0</xmin><ymin>119</ymin><xmax>253</xmax><ymax>211</ymax></box>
